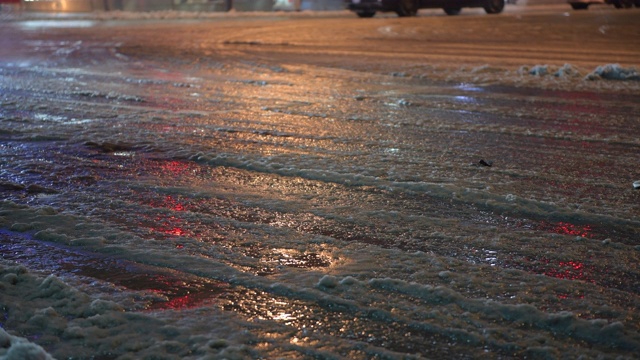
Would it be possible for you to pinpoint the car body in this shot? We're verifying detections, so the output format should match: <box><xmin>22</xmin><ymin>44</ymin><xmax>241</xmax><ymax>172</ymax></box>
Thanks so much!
<box><xmin>567</xmin><ymin>0</ymin><xmax>604</xmax><ymax>10</ymax></box>
<box><xmin>568</xmin><ymin>0</ymin><xmax>639</xmax><ymax>9</ymax></box>
<box><xmin>345</xmin><ymin>0</ymin><xmax>505</xmax><ymax>17</ymax></box>
<box><xmin>273</xmin><ymin>0</ymin><xmax>301</xmax><ymax>11</ymax></box>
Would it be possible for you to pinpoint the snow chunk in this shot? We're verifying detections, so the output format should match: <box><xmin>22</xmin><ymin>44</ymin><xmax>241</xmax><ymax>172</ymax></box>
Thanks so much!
<box><xmin>585</xmin><ymin>64</ymin><xmax>640</xmax><ymax>81</ymax></box>
<box><xmin>0</xmin><ymin>327</ymin><xmax>54</xmax><ymax>360</ymax></box>
<box><xmin>34</xmin><ymin>230</ymin><xmax>71</xmax><ymax>245</ymax></box>
<box><xmin>528</xmin><ymin>65</ymin><xmax>548</xmax><ymax>76</ymax></box>
<box><xmin>36</xmin><ymin>275</ymin><xmax>74</xmax><ymax>300</ymax></box>
<box><xmin>339</xmin><ymin>276</ymin><xmax>360</xmax><ymax>286</ymax></box>
<box><xmin>553</xmin><ymin>63</ymin><xmax>581</xmax><ymax>78</ymax></box>
<box><xmin>317</xmin><ymin>275</ymin><xmax>338</xmax><ymax>288</ymax></box>
<box><xmin>86</xmin><ymin>299</ymin><xmax>124</xmax><ymax>316</ymax></box>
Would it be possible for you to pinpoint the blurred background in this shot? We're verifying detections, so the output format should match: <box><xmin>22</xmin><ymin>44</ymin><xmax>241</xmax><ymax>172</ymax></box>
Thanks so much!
<box><xmin>4</xmin><ymin>0</ymin><xmax>347</xmax><ymax>12</ymax></box>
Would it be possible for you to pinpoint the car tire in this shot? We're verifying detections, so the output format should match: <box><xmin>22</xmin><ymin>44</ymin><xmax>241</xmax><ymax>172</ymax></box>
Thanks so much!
<box><xmin>570</xmin><ymin>2</ymin><xmax>589</xmax><ymax>9</ymax></box>
<box><xmin>396</xmin><ymin>0</ymin><xmax>418</xmax><ymax>17</ymax></box>
<box><xmin>484</xmin><ymin>0</ymin><xmax>505</xmax><ymax>14</ymax></box>
<box><xmin>443</xmin><ymin>7</ymin><xmax>461</xmax><ymax>15</ymax></box>
<box><xmin>356</xmin><ymin>10</ymin><xmax>376</xmax><ymax>17</ymax></box>
<box><xmin>612</xmin><ymin>0</ymin><xmax>633</xmax><ymax>7</ymax></box>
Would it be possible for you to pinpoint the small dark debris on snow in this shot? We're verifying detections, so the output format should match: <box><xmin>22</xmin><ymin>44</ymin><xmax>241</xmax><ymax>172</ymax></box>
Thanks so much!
<box><xmin>70</xmin><ymin>175</ymin><xmax>99</xmax><ymax>185</ymax></box>
<box><xmin>26</xmin><ymin>184</ymin><xmax>59</xmax><ymax>194</ymax></box>
<box><xmin>0</xmin><ymin>182</ymin><xmax>25</xmax><ymax>191</ymax></box>
<box><xmin>223</xmin><ymin>40</ymin><xmax>263</xmax><ymax>46</ymax></box>
<box><xmin>395</xmin><ymin>99</ymin><xmax>412</xmax><ymax>106</ymax></box>
<box><xmin>244</xmin><ymin>80</ymin><xmax>268</xmax><ymax>86</ymax></box>
<box><xmin>85</xmin><ymin>141</ymin><xmax>134</xmax><ymax>153</ymax></box>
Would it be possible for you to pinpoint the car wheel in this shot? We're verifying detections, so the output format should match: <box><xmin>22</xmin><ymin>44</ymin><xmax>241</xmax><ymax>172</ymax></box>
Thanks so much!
<box><xmin>396</xmin><ymin>0</ymin><xmax>418</xmax><ymax>17</ymax></box>
<box><xmin>484</xmin><ymin>0</ymin><xmax>505</xmax><ymax>14</ymax></box>
<box><xmin>443</xmin><ymin>7</ymin><xmax>461</xmax><ymax>15</ymax></box>
<box><xmin>356</xmin><ymin>10</ymin><xmax>376</xmax><ymax>17</ymax></box>
<box><xmin>570</xmin><ymin>2</ymin><xmax>589</xmax><ymax>9</ymax></box>
<box><xmin>612</xmin><ymin>0</ymin><xmax>633</xmax><ymax>7</ymax></box>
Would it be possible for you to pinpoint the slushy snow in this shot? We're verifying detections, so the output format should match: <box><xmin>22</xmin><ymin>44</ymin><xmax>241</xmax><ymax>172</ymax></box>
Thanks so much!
<box><xmin>1</xmin><ymin>6</ymin><xmax>639</xmax><ymax>359</ymax></box>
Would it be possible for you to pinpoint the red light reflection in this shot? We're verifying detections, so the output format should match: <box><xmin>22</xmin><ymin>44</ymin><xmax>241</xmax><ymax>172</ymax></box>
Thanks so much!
<box><xmin>124</xmin><ymin>212</ymin><xmax>194</xmax><ymax>240</ymax></box>
<box><xmin>166</xmin><ymin>195</ymin><xmax>186</xmax><ymax>212</ymax></box>
<box><xmin>142</xmin><ymin>275</ymin><xmax>225</xmax><ymax>311</ymax></box>
<box><xmin>511</xmin><ymin>256</ymin><xmax>597</xmax><ymax>293</ymax></box>
<box><xmin>165</xmin><ymin>227</ymin><xmax>186</xmax><ymax>236</ymax></box>
<box><xmin>151</xmin><ymin>215</ymin><xmax>192</xmax><ymax>238</ymax></box>
<box><xmin>150</xmin><ymin>293</ymin><xmax>217</xmax><ymax>310</ymax></box>
<box><xmin>147</xmin><ymin>195</ymin><xmax>190</xmax><ymax>212</ymax></box>
<box><xmin>553</xmin><ymin>222</ymin><xmax>592</xmax><ymax>237</ymax></box>
<box><xmin>557</xmin><ymin>294</ymin><xmax>585</xmax><ymax>300</ymax></box>
<box><xmin>538</xmin><ymin>221</ymin><xmax>593</xmax><ymax>238</ymax></box>
<box><xmin>544</xmin><ymin>260</ymin><xmax>594</xmax><ymax>283</ymax></box>
<box><xmin>161</xmin><ymin>160</ymin><xmax>192</xmax><ymax>176</ymax></box>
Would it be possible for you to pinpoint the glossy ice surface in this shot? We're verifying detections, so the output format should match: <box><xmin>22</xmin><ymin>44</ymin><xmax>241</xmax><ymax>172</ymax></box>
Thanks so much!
<box><xmin>1</xmin><ymin>4</ymin><xmax>639</xmax><ymax>359</ymax></box>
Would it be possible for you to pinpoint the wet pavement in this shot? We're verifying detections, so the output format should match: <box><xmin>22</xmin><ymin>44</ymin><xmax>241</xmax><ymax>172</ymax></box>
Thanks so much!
<box><xmin>1</xmin><ymin>6</ymin><xmax>639</xmax><ymax>359</ymax></box>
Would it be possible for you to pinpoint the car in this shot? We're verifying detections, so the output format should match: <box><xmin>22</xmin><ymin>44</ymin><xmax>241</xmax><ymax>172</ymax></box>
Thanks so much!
<box><xmin>568</xmin><ymin>0</ymin><xmax>639</xmax><ymax>9</ymax></box>
<box><xmin>273</xmin><ymin>0</ymin><xmax>301</xmax><ymax>11</ymax></box>
<box><xmin>345</xmin><ymin>0</ymin><xmax>506</xmax><ymax>17</ymax></box>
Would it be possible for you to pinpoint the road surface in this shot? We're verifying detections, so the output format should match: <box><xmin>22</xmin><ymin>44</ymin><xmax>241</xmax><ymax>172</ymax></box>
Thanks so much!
<box><xmin>0</xmin><ymin>5</ymin><xmax>639</xmax><ymax>359</ymax></box>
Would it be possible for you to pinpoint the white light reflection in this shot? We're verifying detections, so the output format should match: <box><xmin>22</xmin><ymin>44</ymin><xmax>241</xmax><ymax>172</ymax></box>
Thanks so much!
<box><xmin>453</xmin><ymin>95</ymin><xmax>477</xmax><ymax>104</ymax></box>
<box><xmin>19</xmin><ymin>20</ymin><xmax>97</xmax><ymax>30</ymax></box>
<box><xmin>455</xmin><ymin>83</ymin><xmax>485</xmax><ymax>92</ymax></box>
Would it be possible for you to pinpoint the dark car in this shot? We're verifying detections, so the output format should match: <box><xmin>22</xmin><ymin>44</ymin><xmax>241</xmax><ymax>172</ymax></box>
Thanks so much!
<box><xmin>567</xmin><ymin>0</ymin><xmax>639</xmax><ymax>9</ymax></box>
<box><xmin>345</xmin><ymin>0</ymin><xmax>505</xmax><ymax>17</ymax></box>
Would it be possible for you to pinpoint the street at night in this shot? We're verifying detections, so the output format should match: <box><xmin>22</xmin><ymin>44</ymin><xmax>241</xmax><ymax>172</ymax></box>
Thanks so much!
<box><xmin>1</xmin><ymin>2</ymin><xmax>639</xmax><ymax>359</ymax></box>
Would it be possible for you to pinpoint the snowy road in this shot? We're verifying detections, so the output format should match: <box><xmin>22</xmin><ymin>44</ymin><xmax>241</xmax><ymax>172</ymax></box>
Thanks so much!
<box><xmin>1</xmin><ymin>5</ymin><xmax>639</xmax><ymax>359</ymax></box>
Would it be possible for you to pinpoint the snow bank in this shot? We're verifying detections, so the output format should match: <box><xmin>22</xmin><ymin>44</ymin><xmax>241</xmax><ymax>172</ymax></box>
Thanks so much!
<box><xmin>444</xmin><ymin>63</ymin><xmax>640</xmax><ymax>92</ymax></box>
<box><xmin>0</xmin><ymin>327</ymin><xmax>53</xmax><ymax>360</ymax></box>
<box><xmin>0</xmin><ymin>256</ymin><xmax>258</xmax><ymax>359</ymax></box>
<box><xmin>585</xmin><ymin>64</ymin><xmax>640</xmax><ymax>81</ymax></box>
<box><xmin>366</xmin><ymin>277</ymin><xmax>640</xmax><ymax>350</ymax></box>
<box><xmin>521</xmin><ymin>63</ymin><xmax>640</xmax><ymax>82</ymax></box>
